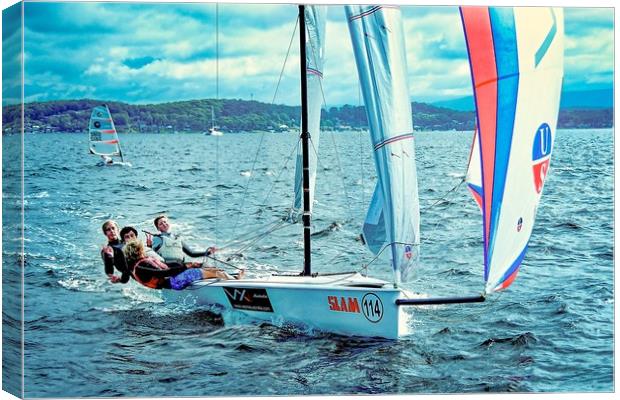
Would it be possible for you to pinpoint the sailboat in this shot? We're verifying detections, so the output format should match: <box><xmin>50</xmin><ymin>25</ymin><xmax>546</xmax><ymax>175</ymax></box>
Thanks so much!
<box><xmin>88</xmin><ymin>104</ymin><xmax>130</xmax><ymax>166</ymax></box>
<box><xmin>164</xmin><ymin>5</ymin><xmax>564</xmax><ymax>339</ymax></box>
<box><xmin>205</xmin><ymin>106</ymin><xmax>224</xmax><ymax>136</ymax></box>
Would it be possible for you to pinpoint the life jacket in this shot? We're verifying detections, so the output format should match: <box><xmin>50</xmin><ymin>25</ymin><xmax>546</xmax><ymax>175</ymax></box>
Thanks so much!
<box><xmin>154</xmin><ymin>232</ymin><xmax>185</xmax><ymax>264</ymax></box>
<box><xmin>130</xmin><ymin>257</ymin><xmax>169</xmax><ymax>289</ymax></box>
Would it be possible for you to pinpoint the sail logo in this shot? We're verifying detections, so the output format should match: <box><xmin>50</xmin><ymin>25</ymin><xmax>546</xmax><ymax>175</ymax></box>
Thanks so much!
<box><xmin>517</xmin><ymin>217</ymin><xmax>523</xmax><ymax>232</ymax></box>
<box><xmin>361</xmin><ymin>293</ymin><xmax>383</xmax><ymax>323</ymax></box>
<box><xmin>223</xmin><ymin>287</ymin><xmax>274</xmax><ymax>312</ymax></box>
<box><xmin>404</xmin><ymin>245</ymin><xmax>413</xmax><ymax>259</ymax></box>
<box><xmin>227</xmin><ymin>288</ymin><xmax>250</xmax><ymax>302</ymax></box>
<box><xmin>532</xmin><ymin>123</ymin><xmax>553</xmax><ymax>194</ymax></box>
<box><xmin>328</xmin><ymin>296</ymin><xmax>361</xmax><ymax>314</ymax></box>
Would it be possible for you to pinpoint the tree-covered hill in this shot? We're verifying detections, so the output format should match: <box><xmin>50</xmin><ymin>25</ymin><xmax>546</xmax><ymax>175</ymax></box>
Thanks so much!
<box><xmin>1</xmin><ymin>98</ymin><xmax>613</xmax><ymax>134</ymax></box>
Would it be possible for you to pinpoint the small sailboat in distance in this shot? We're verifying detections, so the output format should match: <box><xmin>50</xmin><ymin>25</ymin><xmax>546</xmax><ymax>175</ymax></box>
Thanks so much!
<box><xmin>205</xmin><ymin>106</ymin><xmax>223</xmax><ymax>136</ymax></box>
<box><xmin>88</xmin><ymin>104</ymin><xmax>130</xmax><ymax>166</ymax></box>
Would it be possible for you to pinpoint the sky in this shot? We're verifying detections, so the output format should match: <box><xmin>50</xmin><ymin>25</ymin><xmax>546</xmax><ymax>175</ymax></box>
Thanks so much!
<box><xmin>1</xmin><ymin>0</ymin><xmax>616</xmax><ymax>107</ymax></box>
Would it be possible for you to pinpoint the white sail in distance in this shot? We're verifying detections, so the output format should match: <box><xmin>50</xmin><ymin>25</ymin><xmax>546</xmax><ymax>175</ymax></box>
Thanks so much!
<box><xmin>88</xmin><ymin>105</ymin><xmax>124</xmax><ymax>161</ymax></box>
<box><xmin>346</xmin><ymin>5</ymin><xmax>420</xmax><ymax>284</ymax></box>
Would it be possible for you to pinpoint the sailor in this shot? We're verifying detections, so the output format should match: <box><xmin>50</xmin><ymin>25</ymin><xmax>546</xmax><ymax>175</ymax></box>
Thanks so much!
<box><xmin>101</xmin><ymin>155</ymin><xmax>113</xmax><ymax>165</ymax></box>
<box><xmin>100</xmin><ymin>220</ymin><xmax>130</xmax><ymax>284</ymax></box>
<box><xmin>120</xmin><ymin>225</ymin><xmax>164</xmax><ymax>262</ymax></box>
<box><xmin>146</xmin><ymin>215</ymin><xmax>216</xmax><ymax>264</ymax></box>
<box><xmin>123</xmin><ymin>239</ymin><xmax>239</xmax><ymax>290</ymax></box>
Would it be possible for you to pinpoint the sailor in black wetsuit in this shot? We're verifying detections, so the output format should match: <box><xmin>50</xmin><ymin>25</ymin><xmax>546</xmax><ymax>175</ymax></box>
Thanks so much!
<box><xmin>100</xmin><ymin>220</ymin><xmax>130</xmax><ymax>284</ymax></box>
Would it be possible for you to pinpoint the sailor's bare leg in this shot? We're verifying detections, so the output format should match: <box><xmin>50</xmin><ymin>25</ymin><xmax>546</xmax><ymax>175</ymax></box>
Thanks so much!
<box><xmin>200</xmin><ymin>267</ymin><xmax>234</xmax><ymax>280</ymax></box>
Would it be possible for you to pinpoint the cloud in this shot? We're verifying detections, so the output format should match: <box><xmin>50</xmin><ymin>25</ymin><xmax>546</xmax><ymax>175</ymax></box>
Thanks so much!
<box><xmin>15</xmin><ymin>2</ymin><xmax>615</xmax><ymax>106</ymax></box>
<box><xmin>2</xmin><ymin>2</ymin><xmax>24</xmax><ymax>105</ymax></box>
<box><xmin>123</xmin><ymin>56</ymin><xmax>158</xmax><ymax>69</ymax></box>
<box><xmin>562</xmin><ymin>9</ymin><xmax>614</xmax><ymax>90</ymax></box>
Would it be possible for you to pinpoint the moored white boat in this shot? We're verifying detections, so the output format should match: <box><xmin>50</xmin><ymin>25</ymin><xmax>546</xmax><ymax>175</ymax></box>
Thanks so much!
<box><xmin>205</xmin><ymin>106</ymin><xmax>224</xmax><ymax>136</ymax></box>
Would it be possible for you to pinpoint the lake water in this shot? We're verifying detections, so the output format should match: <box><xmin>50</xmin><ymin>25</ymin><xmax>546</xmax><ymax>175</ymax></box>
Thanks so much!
<box><xmin>1</xmin><ymin>129</ymin><xmax>614</xmax><ymax>397</ymax></box>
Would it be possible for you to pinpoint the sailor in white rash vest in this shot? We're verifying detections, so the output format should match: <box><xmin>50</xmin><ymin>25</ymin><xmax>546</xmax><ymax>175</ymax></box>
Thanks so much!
<box><xmin>146</xmin><ymin>214</ymin><xmax>215</xmax><ymax>264</ymax></box>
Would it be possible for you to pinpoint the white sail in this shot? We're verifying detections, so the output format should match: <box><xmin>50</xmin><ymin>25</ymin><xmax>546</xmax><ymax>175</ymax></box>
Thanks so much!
<box><xmin>465</xmin><ymin>125</ymin><xmax>483</xmax><ymax>211</ymax></box>
<box><xmin>461</xmin><ymin>7</ymin><xmax>564</xmax><ymax>293</ymax></box>
<box><xmin>293</xmin><ymin>5</ymin><xmax>326</xmax><ymax>215</ymax></box>
<box><xmin>346</xmin><ymin>5</ymin><xmax>420</xmax><ymax>284</ymax></box>
<box><xmin>88</xmin><ymin>105</ymin><xmax>123</xmax><ymax>161</ymax></box>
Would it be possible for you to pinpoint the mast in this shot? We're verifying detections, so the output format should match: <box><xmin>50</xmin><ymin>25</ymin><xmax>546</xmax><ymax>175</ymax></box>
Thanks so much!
<box><xmin>299</xmin><ymin>5</ymin><xmax>312</xmax><ymax>276</ymax></box>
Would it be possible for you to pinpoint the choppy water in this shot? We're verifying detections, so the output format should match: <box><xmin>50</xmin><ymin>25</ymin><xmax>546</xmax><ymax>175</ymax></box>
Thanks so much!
<box><xmin>2</xmin><ymin>129</ymin><xmax>614</xmax><ymax>397</ymax></box>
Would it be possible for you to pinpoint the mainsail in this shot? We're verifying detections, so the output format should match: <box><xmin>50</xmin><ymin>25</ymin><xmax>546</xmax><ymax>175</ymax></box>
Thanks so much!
<box><xmin>293</xmin><ymin>5</ymin><xmax>326</xmax><ymax>215</ymax></box>
<box><xmin>461</xmin><ymin>7</ymin><xmax>564</xmax><ymax>293</ymax></box>
<box><xmin>346</xmin><ymin>5</ymin><xmax>420</xmax><ymax>284</ymax></box>
<box><xmin>89</xmin><ymin>105</ymin><xmax>124</xmax><ymax>162</ymax></box>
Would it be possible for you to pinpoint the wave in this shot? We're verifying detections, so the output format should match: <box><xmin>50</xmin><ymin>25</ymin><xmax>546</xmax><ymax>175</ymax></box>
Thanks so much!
<box><xmin>214</xmin><ymin>183</ymin><xmax>243</xmax><ymax>190</ymax></box>
<box><xmin>480</xmin><ymin>332</ymin><xmax>537</xmax><ymax>348</ymax></box>
<box><xmin>311</xmin><ymin>222</ymin><xmax>342</xmax><ymax>238</ymax></box>
<box><xmin>437</xmin><ymin>268</ymin><xmax>476</xmax><ymax>277</ymax></box>
<box><xmin>554</xmin><ymin>221</ymin><xmax>583</xmax><ymax>230</ymax></box>
<box><xmin>58</xmin><ymin>278</ymin><xmax>107</xmax><ymax>293</ymax></box>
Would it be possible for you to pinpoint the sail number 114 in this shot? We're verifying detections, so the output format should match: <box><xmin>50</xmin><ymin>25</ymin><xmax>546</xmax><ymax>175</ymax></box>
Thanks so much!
<box><xmin>362</xmin><ymin>293</ymin><xmax>384</xmax><ymax>323</ymax></box>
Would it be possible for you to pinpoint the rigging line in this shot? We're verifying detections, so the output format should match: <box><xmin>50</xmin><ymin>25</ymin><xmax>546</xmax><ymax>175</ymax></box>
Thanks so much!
<box><xmin>259</xmin><ymin>137</ymin><xmax>300</xmax><ymax>212</ymax></box>
<box><xmin>216</xmin><ymin>2</ymin><xmax>219</xmax><ymax>101</ymax></box>
<box><xmin>212</xmin><ymin>2</ymin><xmax>220</xmax><ymax>245</ymax></box>
<box><xmin>327</xmin><ymin>125</ymin><xmax>353</xmax><ymax>219</ymax></box>
<box><xmin>358</xmin><ymin>85</ymin><xmax>366</xmax><ymax>214</ymax></box>
<box><xmin>224</xmin><ymin>134</ymin><xmax>297</xmax><ymax>250</ymax></box>
<box><xmin>304</xmin><ymin>134</ymin><xmax>358</xmax><ymax>267</ymax></box>
<box><xmin>219</xmin><ymin>217</ymin><xmax>286</xmax><ymax>248</ymax></box>
<box><xmin>231</xmin><ymin>15</ymin><xmax>299</xmax><ymax>238</ymax></box>
<box><xmin>364</xmin><ymin>241</ymin><xmax>420</xmax><ymax>268</ymax></box>
<box><xmin>419</xmin><ymin>178</ymin><xmax>466</xmax><ymax>246</ymax></box>
<box><xmin>219</xmin><ymin>218</ymin><xmax>290</xmax><ymax>252</ymax></box>
<box><xmin>203</xmin><ymin>253</ymin><xmax>245</xmax><ymax>271</ymax></box>
<box><xmin>322</xmin><ymin>245</ymin><xmax>372</xmax><ymax>276</ymax></box>
<box><xmin>422</xmin><ymin>177</ymin><xmax>466</xmax><ymax>212</ymax></box>
<box><xmin>272</xmin><ymin>15</ymin><xmax>299</xmax><ymax>105</ymax></box>
<box><xmin>210</xmin><ymin>225</ymin><xmax>296</xmax><ymax>274</ymax></box>
<box><xmin>418</xmin><ymin>127</ymin><xmax>478</xmax><ymax>241</ymax></box>
<box><xmin>233</xmin><ymin>219</ymin><xmax>292</xmax><ymax>254</ymax></box>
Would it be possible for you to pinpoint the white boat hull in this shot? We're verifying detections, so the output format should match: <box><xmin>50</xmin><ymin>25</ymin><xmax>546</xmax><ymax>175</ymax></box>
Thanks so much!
<box><xmin>163</xmin><ymin>273</ymin><xmax>414</xmax><ymax>339</ymax></box>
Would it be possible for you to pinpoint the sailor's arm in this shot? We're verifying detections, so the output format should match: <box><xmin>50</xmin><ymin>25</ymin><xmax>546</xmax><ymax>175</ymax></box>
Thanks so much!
<box><xmin>182</xmin><ymin>242</ymin><xmax>216</xmax><ymax>257</ymax></box>
<box><xmin>150</xmin><ymin>235</ymin><xmax>163</xmax><ymax>252</ymax></box>
<box><xmin>138</xmin><ymin>261</ymin><xmax>187</xmax><ymax>278</ymax></box>
<box><xmin>101</xmin><ymin>246</ymin><xmax>120</xmax><ymax>282</ymax></box>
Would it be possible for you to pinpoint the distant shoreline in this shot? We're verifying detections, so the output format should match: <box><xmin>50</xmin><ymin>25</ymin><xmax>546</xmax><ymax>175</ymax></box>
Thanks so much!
<box><xmin>2</xmin><ymin>98</ymin><xmax>613</xmax><ymax>135</ymax></box>
<box><xmin>6</xmin><ymin>128</ymin><xmax>614</xmax><ymax>138</ymax></box>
